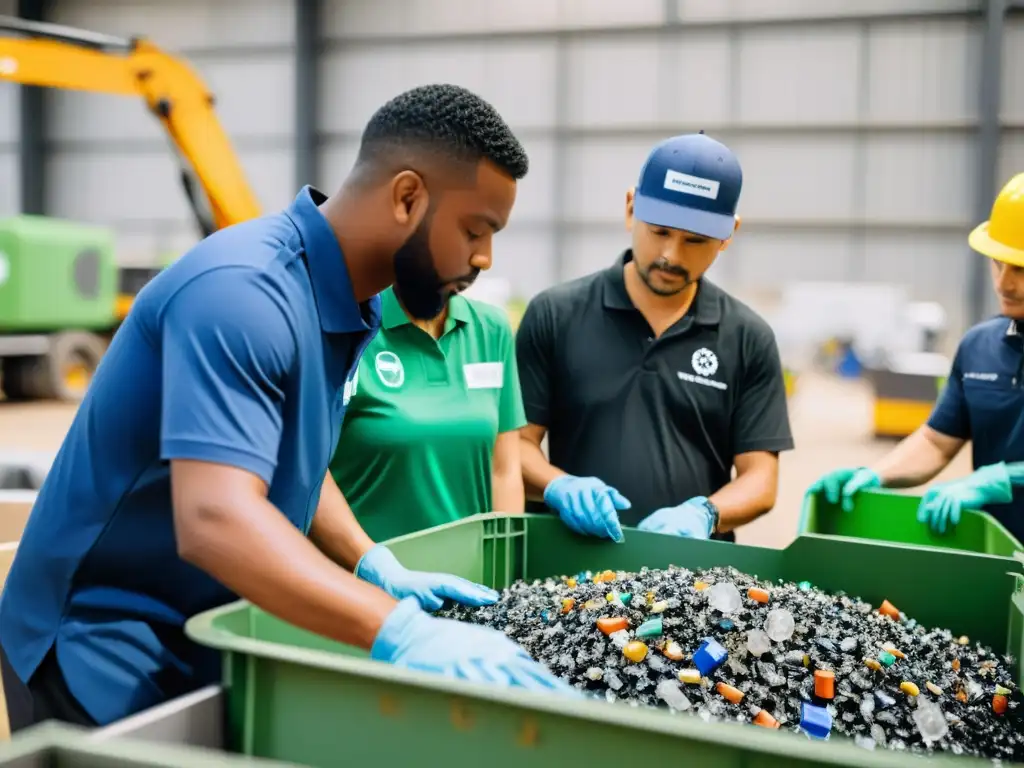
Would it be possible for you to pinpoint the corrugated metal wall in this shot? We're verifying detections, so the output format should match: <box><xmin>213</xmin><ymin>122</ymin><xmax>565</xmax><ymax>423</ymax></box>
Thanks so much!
<box><xmin>6</xmin><ymin>0</ymin><xmax>1023</xmax><ymax>334</ymax></box>
<box><xmin>0</xmin><ymin>0</ymin><xmax>18</xmax><ymax>216</ymax></box>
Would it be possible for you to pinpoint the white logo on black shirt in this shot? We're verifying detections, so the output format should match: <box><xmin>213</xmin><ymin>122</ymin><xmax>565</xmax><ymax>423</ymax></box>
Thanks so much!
<box><xmin>679</xmin><ymin>348</ymin><xmax>727</xmax><ymax>390</ymax></box>
<box><xmin>692</xmin><ymin>348</ymin><xmax>719</xmax><ymax>377</ymax></box>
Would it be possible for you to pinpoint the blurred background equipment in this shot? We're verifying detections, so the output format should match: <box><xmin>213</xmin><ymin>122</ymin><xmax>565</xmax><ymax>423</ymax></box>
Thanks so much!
<box><xmin>0</xmin><ymin>13</ymin><xmax>264</xmax><ymax>400</ymax></box>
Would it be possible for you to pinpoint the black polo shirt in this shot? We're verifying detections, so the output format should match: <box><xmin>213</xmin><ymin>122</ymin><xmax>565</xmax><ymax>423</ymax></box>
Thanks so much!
<box><xmin>516</xmin><ymin>250</ymin><xmax>794</xmax><ymax>539</ymax></box>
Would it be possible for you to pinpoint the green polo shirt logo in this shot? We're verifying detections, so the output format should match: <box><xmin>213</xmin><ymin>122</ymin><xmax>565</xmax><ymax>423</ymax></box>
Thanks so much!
<box><xmin>374</xmin><ymin>350</ymin><xmax>405</xmax><ymax>388</ymax></box>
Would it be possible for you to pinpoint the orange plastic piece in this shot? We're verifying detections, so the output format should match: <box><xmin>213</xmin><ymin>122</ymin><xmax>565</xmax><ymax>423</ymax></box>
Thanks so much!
<box><xmin>752</xmin><ymin>710</ymin><xmax>780</xmax><ymax>729</ymax></box>
<box><xmin>747</xmin><ymin>587</ymin><xmax>770</xmax><ymax>604</ymax></box>
<box><xmin>864</xmin><ymin>658</ymin><xmax>882</xmax><ymax>672</ymax></box>
<box><xmin>694</xmin><ymin>581</ymin><xmax>709</xmax><ymax>591</ymax></box>
<box><xmin>814</xmin><ymin>670</ymin><xmax>835</xmax><ymax>700</ymax></box>
<box><xmin>594</xmin><ymin>570</ymin><xmax>616</xmax><ymax>583</ymax></box>
<box><xmin>596</xmin><ymin>617</ymin><xmax>629</xmax><ymax>635</ymax></box>
<box><xmin>956</xmin><ymin>689</ymin><xmax>968</xmax><ymax>703</ymax></box>
<box><xmin>716</xmin><ymin>682</ymin><xmax>745</xmax><ymax>704</ymax></box>
<box><xmin>661</xmin><ymin>640</ymin><xmax>684</xmax><ymax>661</ymax></box>
<box><xmin>900</xmin><ymin>681</ymin><xmax>920</xmax><ymax>697</ymax></box>
<box><xmin>952</xmin><ymin>658</ymin><xmax>961</xmax><ymax>672</ymax></box>
<box><xmin>561</xmin><ymin>598</ymin><xmax>575</xmax><ymax>614</ymax></box>
<box><xmin>882</xmin><ymin>643</ymin><xmax>905</xmax><ymax>659</ymax></box>
<box><xmin>994</xmin><ymin>694</ymin><xmax>1008</xmax><ymax>714</ymax></box>
<box><xmin>878</xmin><ymin>599</ymin><xmax>900</xmax><ymax>620</ymax></box>
<box><xmin>623</xmin><ymin>641</ymin><xmax>648</xmax><ymax>662</ymax></box>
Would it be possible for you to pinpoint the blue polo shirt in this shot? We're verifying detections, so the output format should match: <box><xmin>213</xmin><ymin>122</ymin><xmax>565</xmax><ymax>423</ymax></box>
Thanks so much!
<box><xmin>0</xmin><ymin>186</ymin><xmax>380</xmax><ymax>725</ymax></box>
<box><xmin>928</xmin><ymin>316</ymin><xmax>1024</xmax><ymax>540</ymax></box>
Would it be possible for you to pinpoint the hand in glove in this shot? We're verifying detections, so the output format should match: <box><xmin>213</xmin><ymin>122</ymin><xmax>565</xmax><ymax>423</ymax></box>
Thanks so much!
<box><xmin>543</xmin><ymin>475</ymin><xmax>630</xmax><ymax>542</ymax></box>
<box><xmin>356</xmin><ymin>545</ymin><xmax>498</xmax><ymax>612</ymax></box>
<box><xmin>372</xmin><ymin>597</ymin><xmax>578</xmax><ymax>695</ymax></box>
<box><xmin>916</xmin><ymin>462</ymin><xmax>1013</xmax><ymax>534</ymax></box>
<box><xmin>804</xmin><ymin>467</ymin><xmax>882</xmax><ymax>513</ymax></box>
<box><xmin>637</xmin><ymin>497</ymin><xmax>715</xmax><ymax>539</ymax></box>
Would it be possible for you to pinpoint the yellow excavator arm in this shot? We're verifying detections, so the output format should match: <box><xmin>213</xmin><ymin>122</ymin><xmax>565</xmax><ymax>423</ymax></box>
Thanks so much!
<box><xmin>0</xmin><ymin>15</ymin><xmax>262</xmax><ymax>236</ymax></box>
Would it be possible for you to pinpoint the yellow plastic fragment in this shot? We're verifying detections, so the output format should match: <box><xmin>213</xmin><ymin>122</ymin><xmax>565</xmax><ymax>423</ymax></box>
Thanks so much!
<box><xmin>561</xmin><ymin>598</ymin><xmax>575</xmax><ymax>614</ymax></box>
<box><xmin>606</xmin><ymin>593</ymin><xmax>616</xmax><ymax>602</ymax></box>
<box><xmin>864</xmin><ymin>658</ymin><xmax>882</xmax><ymax>672</ymax></box>
<box><xmin>583</xmin><ymin>598</ymin><xmax>605</xmax><ymax>610</ymax></box>
<box><xmin>926</xmin><ymin>682</ymin><xmax>942</xmax><ymax>696</ymax></box>
<box><xmin>566</xmin><ymin>577</ymin><xmax>577</xmax><ymax>588</ymax></box>
<box><xmin>645</xmin><ymin>591</ymin><xmax>655</xmax><ymax>605</ymax></box>
<box><xmin>803</xmin><ymin>654</ymin><xmax>810</xmax><ymax>668</ymax></box>
<box><xmin>900</xmin><ymin>682</ymin><xmax>920</xmax><ymax>697</ymax></box>
<box><xmin>694</xmin><ymin>581</ymin><xmax>709</xmax><ymax>592</ymax></box>
<box><xmin>623</xmin><ymin>641</ymin><xmax>648</xmax><ymax>663</ymax></box>
<box><xmin>650</xmin><ymin>600</ymin><xmax>669</xmax><ymax>614</ymax></box>
<box><xmin>957</xmin><ymin>635</ymin><xmax>970</xmax><ymax>646</ymax></box>
<box><xmin>678</xmin><ymin>668</ymin><xmax>702</xmax><ymax>685</ymax></box>
<box><xmin>995</xmin><ymin>684</ymin><xmax>1012</xmax><ymax>696</ymax></box>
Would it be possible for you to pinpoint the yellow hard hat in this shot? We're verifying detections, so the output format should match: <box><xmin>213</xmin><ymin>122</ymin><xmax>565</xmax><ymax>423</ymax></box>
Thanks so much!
<box><xmin>969</xmin><ymin>173</ymin><xmax>1024</xmax><ymax>267</ymax></box>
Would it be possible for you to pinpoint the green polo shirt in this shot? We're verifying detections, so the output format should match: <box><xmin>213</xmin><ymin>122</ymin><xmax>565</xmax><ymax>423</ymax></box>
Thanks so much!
<box><xmin>330</xmin><ymin>286</ymin><xmax>526</xmax><ymax>541</ymax></box>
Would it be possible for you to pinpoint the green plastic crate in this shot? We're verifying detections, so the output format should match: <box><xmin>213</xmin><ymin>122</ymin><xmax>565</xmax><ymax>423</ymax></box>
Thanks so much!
<box><xmin>186</xmin><ymin>514</ymin><xmax>1024</xmax><ymax>768</ymax></box>
<box><xmin>0</xmin><ymin>722</ymin><xmax>298</xmax><ymax>766</ymax></box>
<box><xmin>798</xmin><ymin>487</ymin><xmax>1024</xmax><ymax>558</ymax></box>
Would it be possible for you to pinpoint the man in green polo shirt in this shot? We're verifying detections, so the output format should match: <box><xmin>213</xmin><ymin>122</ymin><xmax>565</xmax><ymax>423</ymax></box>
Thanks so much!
<box><xmin>330</xmin><ymin>285</ymin><xmax>525</xmax><ymax>541</ymax></box>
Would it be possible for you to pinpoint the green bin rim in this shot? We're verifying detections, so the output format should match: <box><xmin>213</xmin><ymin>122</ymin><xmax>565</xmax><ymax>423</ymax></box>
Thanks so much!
<box><xmin>185</xmin><ymin>513</ymin><xmax>1002</xmax><ymax>768</ymax></box>
<box><xmin>796</xmin><ymin>486</ymin><xmax>1024</xmax><ymax>550</ymax></box>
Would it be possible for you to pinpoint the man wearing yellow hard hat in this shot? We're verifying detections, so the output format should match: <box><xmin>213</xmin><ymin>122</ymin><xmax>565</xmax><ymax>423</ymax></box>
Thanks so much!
<box><xmin>807</xmin><ymin>173</ymin><xmax>1024</xmax><ymax>539</ymax></box>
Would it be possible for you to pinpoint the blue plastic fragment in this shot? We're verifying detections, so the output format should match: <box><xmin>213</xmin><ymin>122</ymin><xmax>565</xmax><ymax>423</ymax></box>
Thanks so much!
<box><xmin>719</xmin><ymin>619</ymin><xmax>735</xmax><ymax>631</ymax></box>
<box><xmin>693</xmin><ymin>637</ymin><xmax>728</xmax><ymax>676</ymax></box>
<box><xmin>541</xmin><ymin>610</ymin><xmax>550</xmax><ymax>622</ymax></box>
<box><xmin>800</xmin><ymin>702</ymin><xmax>832</xmax><ymax>740</ymax></box>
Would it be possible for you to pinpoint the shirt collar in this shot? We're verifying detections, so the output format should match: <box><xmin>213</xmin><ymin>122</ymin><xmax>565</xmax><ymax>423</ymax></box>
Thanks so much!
<box><xmin>381</xmin><ymin>286</ymin><xmax>470</xmax><ymax>333</ymax></box>
<box><xmin>602</xmin><ymin>249</ymin><xmax>722</xmax><ymax>326</ymax></box>
<box><xmin>285</xmin><ymin>185</ymin><xmax>380</xmax><ymax>334</ymax></box>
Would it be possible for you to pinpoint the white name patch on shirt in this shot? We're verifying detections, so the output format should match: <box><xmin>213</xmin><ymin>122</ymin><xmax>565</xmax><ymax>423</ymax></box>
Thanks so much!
<box><xmin>464</xmin><ymin>362</ymin><xmax>504</xmax><ymax>389</ymax></box>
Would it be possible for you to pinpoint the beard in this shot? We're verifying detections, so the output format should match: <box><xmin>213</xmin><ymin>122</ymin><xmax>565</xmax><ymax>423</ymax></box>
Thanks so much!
<box><xmin>637</xmin><ymin>259</ymin><xmax>694</xmax><ymax>297</ymax></box>
<box><xmin>392</xmin><ymin>214</ymin><xmax>447</xmax><ymax>321</ymax></box>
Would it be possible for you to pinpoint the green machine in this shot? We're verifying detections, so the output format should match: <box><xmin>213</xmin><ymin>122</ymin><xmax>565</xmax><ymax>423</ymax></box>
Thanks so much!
<box><xmin>0</xmin><ymin>215</ymin><xmax>118</xmax><ymax>401</ymax></box>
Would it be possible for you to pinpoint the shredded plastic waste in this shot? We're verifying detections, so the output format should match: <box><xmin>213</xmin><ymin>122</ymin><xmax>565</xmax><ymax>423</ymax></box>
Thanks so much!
<box><xmin>438</xmin><ymin>564</ymin><xmax>1024</xmax><ymax>761</ymax></box>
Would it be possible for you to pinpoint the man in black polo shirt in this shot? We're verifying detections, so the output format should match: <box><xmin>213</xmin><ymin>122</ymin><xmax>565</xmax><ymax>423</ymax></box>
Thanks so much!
<box><xmin>516</xmin><ymin>132</ymin><xmax>794</xmax><ymax>543</ymax></box>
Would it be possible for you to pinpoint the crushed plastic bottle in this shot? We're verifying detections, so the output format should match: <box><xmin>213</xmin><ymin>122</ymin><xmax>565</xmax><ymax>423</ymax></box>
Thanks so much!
<box><xmin>913</xmin><ymin>700</ymin><xmax>949</xmax><ymax>744</ymax></box>
<box><xmin>764</xmin><ymin>609</ymin><xmax>795</xmax><ymax>642</ymax></box>
<box><xmin>656</xmin><ymin>679</ymin><xmax>692</xmax><ymax>711</ymax></box>
<box><xmin>608</xmin><ymin>629</ymin><xmax>631</xmax><ymax>649</ymax></box>
<box><xmin>706</xmin><ymin>582</ymin><xmax>742</xmax><ymax>614</ymax></box>
<box><xmin>605</xmin><ymin>669</ymin><xmax>624</xmax><ymax>691</ymax></box>
<box><xmin>746</xmin><ymin>629</ymin><xmax>772</xmax><ymax>658</ymax></box>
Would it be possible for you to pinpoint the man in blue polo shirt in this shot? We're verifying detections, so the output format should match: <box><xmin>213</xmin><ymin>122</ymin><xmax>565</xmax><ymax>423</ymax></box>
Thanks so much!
<box><xmin>0</xmin><ymin>84</ymin><xmax>571</xmax><ymax>731</ymax></box>
<box><xmin>807</xmin><ymin>172</ymin><xmax>1024</xmax><ymax>539</ymax></box>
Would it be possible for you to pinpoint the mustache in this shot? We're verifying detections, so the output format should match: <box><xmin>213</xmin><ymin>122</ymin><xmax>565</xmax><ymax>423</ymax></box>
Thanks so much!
<box><xmin>447</xmin><ymin>267</ymin><xmax>480</xmax><ymax>288</ymax></box>
<box><xmin>652</xmin><ymin>261</ymin><xmax>690</xmax><ymax>280</ymax></box>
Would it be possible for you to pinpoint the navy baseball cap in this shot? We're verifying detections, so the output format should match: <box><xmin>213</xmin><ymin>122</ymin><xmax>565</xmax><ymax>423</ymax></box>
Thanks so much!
<box><xmin>633</xmin><ymin>132</ymin><xmax>742</xmax><ymax>240</ymax></box>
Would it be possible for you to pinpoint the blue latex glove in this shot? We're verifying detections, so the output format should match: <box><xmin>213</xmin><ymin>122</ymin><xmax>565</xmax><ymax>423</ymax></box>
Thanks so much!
<box><xmin>543</xmin><ymin>475</ymin><xmax>630</xmax><ymax>543</ymax></box>
<box><xmin>637</xmin><ymin>497</ymin><xmax>714</xmax><ymax>539</ymax></box>
<box><xmin>916</xmin><ymin>462</ymin><xmax>1013</xmax><ymax>534</ymax></box>
<box><xmin>355</xmin><ymin>545</ymin><xmax>498</xmax><ymax>612</ymax></box>
<box><xmin>372</xmin><ymin>597</ymin><xmax>578</xmax><ymax>695</ymax></box>
<box><xmin>804</xmin><ymin>467</ymin><xmax>882</xmax><ymax>513</ymax></box>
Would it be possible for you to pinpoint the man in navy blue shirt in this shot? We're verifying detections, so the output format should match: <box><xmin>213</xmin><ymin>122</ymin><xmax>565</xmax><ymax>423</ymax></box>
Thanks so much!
<box><xmin>0</xmin><ymin>84</ymin><xmax>571</xmax><ymax>731</ymax></box>
<box><xmin>808</xmin><ymin>172</ymin><xmax>1024</xmax><ymax>540</ymax></box>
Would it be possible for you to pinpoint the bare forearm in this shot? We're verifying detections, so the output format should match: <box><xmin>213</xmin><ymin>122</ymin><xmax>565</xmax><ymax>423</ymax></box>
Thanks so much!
<box><xmin>491</xmin><ymin>469</ymin><xmax>525</xmax><ymax>513</ymax></box>
<box><xmin>520</xmin><ymin>439</ymin><xmax>565</xmax><ymax>501</ymax></box>
<box><xmin>871</xmin><ymin>427</ymin><xmax>963</xmax><ymax>489</ymax></box>
<box><xmin>709</xmin><ymin>474</ymin><xmax>775</xmax><ymax>534</ymax></box>
<box><xmin>177</xmin><ymin>496</ymin><xmax>394</xmax><ymax>650</ymax></box>
<box><xmin>310</xmin><ymin>473</ymin><xmax>375</xmax><ymax>569</ymax></box>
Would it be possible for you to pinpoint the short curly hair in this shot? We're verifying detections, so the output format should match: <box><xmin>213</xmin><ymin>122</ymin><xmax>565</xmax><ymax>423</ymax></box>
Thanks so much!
<box><xmin>355</xmin><ymin>84</ymin><xmax>529</xmax><ymax>181</ymax></box>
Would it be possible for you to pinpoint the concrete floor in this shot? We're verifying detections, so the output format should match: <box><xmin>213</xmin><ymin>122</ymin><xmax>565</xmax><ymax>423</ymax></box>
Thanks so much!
<box><xmin>0</xmin><ymin>371</ymin><xmax>974</xmax><ymax>549</ymax></box>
